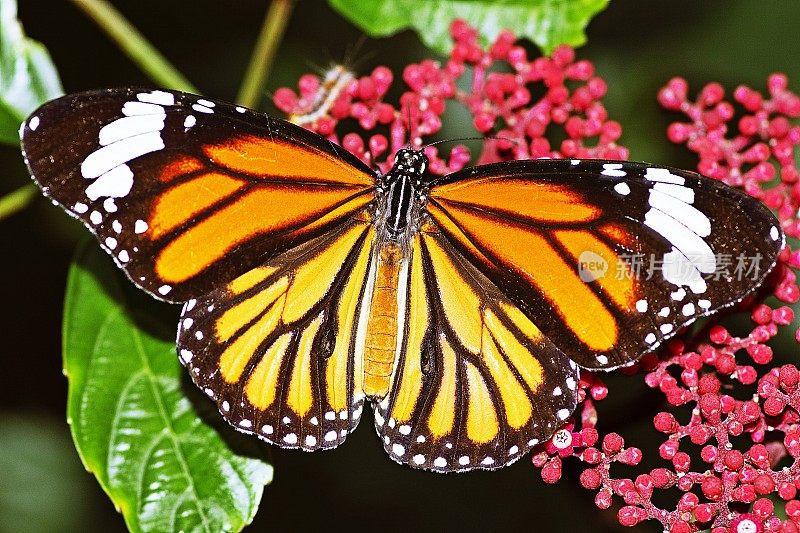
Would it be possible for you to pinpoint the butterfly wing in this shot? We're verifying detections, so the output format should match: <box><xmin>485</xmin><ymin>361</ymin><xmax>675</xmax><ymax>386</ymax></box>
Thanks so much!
<box><xmin>20</xmin><ymin>88</ymin><xmax>376</xmax><ymax>302</ymax></box>
<box><xmin>178</xmin><ymin>212</ymin><xmax>375</xmax><ymax>449</ymax></box>
<box><xmin>374</xmin><ymin>222</ymin><xmax>579</xmax><ymax>472</ymax></box>
<box><xmin>427</xmin><ymin>159</ymin><xmax>783</xmax><ymax>370</ymax></box>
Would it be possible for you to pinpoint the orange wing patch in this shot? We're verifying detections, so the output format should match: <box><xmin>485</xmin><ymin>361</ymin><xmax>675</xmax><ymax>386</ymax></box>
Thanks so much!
<box><xmin>554</xmin><ymin>229</ymin><xmax>636</xmax><ymax>310</ymax></box>
<box><xmin>150</xmin><ymin>172</ymin><xmax>246</xmax><ymax>238</ymax></box>
<box><xmin>431</xmin><ymin>177</ymin><xmax>600</xmax><ymax>224</ymax></box>
<box><xmin>159</xmin><ymin>155</ymin><xmax>205</xmax><ymax>183</ymax></box>
<box><xmin>204</xmin><ymin>135</ymin><xmax>375</xmax><ymax>186</ymax></box>
<box><xmin>145</xmin><ymin>135</ymin><xmax>375</xmax><ymax>288</ymax></box>
<box><xmin>428</xmin><ymin>201</ymin><xmax>620</xmax><ymax>352</ymax></box>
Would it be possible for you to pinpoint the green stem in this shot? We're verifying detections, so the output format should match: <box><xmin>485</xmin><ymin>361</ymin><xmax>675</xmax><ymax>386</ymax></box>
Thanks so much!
<box><xmin>236</xmin><ymin>0</ymin><xmax>295</xmax><ymax>108</ymax></box>
<box><xmin>0</xmin><ymin>183</ymin><xmax>37</xmax><ymax>220</ymax></box>
<box><xmin>71</xmin><ymin>0</ymin><xmax>198</xmax><ymax>93</ymax></box>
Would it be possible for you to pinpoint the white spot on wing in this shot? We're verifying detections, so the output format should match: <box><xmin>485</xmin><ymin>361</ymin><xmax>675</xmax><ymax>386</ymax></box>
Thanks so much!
<box><xmin>137</xmin><ymin>90</ymin><xmax>175</xmax><ymax>106</ymax></box>
<box><xmin>196</xmin><ymin>98</ymin><xmax>216</xmax><ymax>108</ymax></box>
<box><xmin>671</xmin><ymin>288</ymin><xmax>687</xmax><ymax>301</ymax></box>
<box><xmin>653</xmin><ymin>182</ymin><xmax>694</xmax><ymax>203</ymax></box>
<box><xmin>645</xmin><ymin>333</ymin><xmax>657</xmax><ymax>344</ymax></box>
<box><xmin>192</xmin><ymin>104</ymin><xmax>213</xmax><ymax>114</ymax></box>
<box><xmin>134</xmin><ymin>220</ymin><xmax>148</xmax><ymax>234</ymax></box>
<box><xmin>602</xmin><ymin>163</ymin><xmax>626</xmax><ymax>177</ymax></box>
<box><xmin>81</xmin><ymin>133</ymin><xmax>163</xmax><ymax>179</ymax></box>
<box><xmin>73</xmin><ymin>202</ymin><xmax>88</xmax><ymax>214</ymax></box>
<box><xmin>183</xmin><ymin>115</ymin><xmax>196</xmax><ymax>129</ymax></box>
<box><xmin>433</xmin><ymin>457</ymin><xmax>447</xmax><ymax>468</ymax></box>
<box><xmin>85</xmin><ymin>164</ymin><xmax>134</xmax><ymax>201</ymax></box>
<box><xmin>122</xmin><ymin>101</ymin><xmax>165</xmax><ymax>116</ymax></box>
<box><xmin>283</xmin><ymin>433</ymin><xmax>298</xmax><ymax>445</ymax></box>
<box><xmin>392</xmin><ymin>443</ymin><xmax>405</xmax><ymax>456</ymax></box>
<box><xmin>98</xmin><ymin>115</ymin><xmax>165</xmax><ymax>146</ymax></box>
<box><xmin>645</xmin><ymin>167</ymin><xmax>685</xmax><ymax>185</ymax></box>
<box><xmin>648</xmin><ymin>188</ymin><xmax>711</xmax><ymax>237</ymax></box>
<box><xmin>305</xmin><ymin>435</ymin><xmax>317</xmax><ymax>447</ymax></box>
<box><xmin>89</xmin><ymin>211</ymin><xmax>102</xmax><ymax>225</ymax></box>
<box><xmin>614</xmin><ymin>182</ymin><xmax>631</xmax><ymax>195</ymax></box>
<box><xmin>29</xmin><ymin>116</ymin><xmax>40</xmax><ymax>131</ymax></box>
<box><xmin>636</xmin><ymin>299</ymin><xmax>648</xmax><ymax>312</ymax></box>
<box><xmin>771</xmin><ymin>226</ymin><xmax>779</xmax><ymax>241</ymax></box>
<box><xmin>158</xmin><ymin>285</ymin><xmax>171</xmax><ymax>295</ymax></box>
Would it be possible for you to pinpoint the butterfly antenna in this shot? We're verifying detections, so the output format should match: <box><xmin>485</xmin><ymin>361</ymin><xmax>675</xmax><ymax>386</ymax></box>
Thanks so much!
<box><xmin>406</xmin><ymin>104</ymin><xmax>414</xmax><ymax>147</ymax></box>
<box><xmin>421</xmin><ymin>136</ymin><xmax>520</xmax><ymax>150</ymax></box>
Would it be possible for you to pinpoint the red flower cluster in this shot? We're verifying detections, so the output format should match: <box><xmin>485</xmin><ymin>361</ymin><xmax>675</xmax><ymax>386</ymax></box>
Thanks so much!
<box><xmin>273</xmin><ymin>19</ymin><xmax>627</xmax><ymax>175</ymax></box>
<box><xmin>273</xmin><ymin>19</ymin><xmax>800</xmax><ymax>533</ymax></box>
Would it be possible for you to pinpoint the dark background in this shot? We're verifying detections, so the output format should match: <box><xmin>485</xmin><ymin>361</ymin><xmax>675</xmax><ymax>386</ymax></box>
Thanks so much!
<box><xmin>2</xmin><ymin>1</ymin><xmax>799</xmax><ymax>531</ymax></box>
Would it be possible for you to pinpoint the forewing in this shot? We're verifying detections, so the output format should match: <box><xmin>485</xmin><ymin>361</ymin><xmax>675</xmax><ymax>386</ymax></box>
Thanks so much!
<box><xmin>20</xmin><ymin>88</ymin><xmax>376</xmax><ymax>302</ymax></box>
<box><xmin>374</xmin><ymin>223</ymin><xmax>578</xmax><ymax>472</ymax></box>
<box><xmin>177</xmin><ymin>215</ymin><xmax>374</xmax><ymax>450</ymax></box>
<box><xmin>427</xmin><ymin>159</ymin><xmax>783</xmax><ymax>370</ymax></box>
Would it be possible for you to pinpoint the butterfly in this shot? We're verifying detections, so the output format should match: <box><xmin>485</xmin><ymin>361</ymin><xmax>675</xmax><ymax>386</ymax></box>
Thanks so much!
<box><xmin>20</xmin><ymin>88</ymin><xmax>783</xmax><ymax>472</ymax></box>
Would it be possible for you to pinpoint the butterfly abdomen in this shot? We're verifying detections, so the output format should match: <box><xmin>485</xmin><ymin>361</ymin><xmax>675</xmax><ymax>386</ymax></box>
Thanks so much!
<box><xmin>363</xmin><ymin>243</ymin><xmax>404</xmax><ymax>398</ymax></box>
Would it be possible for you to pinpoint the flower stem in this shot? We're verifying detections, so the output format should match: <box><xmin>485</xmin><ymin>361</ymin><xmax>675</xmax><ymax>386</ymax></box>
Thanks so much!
<box><xmin>236</xmin><ymin>0</ymin><xmax>295</xmax><ymax>109</ymax></box>
<box><xmin>70</xmin><ymin>0</ymin><xmax>198</xmax><ymax>93</ymax></box>
<box><xmin>0</xmin><ymin>183</ymin><xmax>37</xmax><ymax>220</ymax></box>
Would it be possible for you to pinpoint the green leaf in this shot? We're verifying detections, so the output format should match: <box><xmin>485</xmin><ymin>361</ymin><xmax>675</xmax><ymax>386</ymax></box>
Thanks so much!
<box><xmin>64</xmin><ymin>242</ymin><xmax>272</xmax><ymax>533</ymax></box>
<box><xmin>329</xmin><ymin>0</ymin><xmax>609</xmax><ymax>56</ymax></box>
<box><xmin>0</xmin><ymin>0</ymin><xmax>63</xmax><ymax>144</ymax></box>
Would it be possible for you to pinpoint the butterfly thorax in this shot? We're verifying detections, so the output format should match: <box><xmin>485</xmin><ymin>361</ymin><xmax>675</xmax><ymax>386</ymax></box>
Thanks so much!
<box><xmin>376</xmin><ymin>148</ymin><xmax>428</xmax><ymax>247</ymax></box>
<box><xmin>363</xmin><ymin>149</ymin><xmax>429</xmax><ymax>399</ymax></box>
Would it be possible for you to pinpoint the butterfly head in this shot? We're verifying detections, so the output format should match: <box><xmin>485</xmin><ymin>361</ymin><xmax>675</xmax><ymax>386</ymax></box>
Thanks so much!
<box><xmin>393</xmin><ymin>148</ymin><xmax>428</xmax><ymax>184</ymax></box>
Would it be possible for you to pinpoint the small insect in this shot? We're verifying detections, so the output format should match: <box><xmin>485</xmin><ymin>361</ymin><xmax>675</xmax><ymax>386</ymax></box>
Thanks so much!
<box><xmin>287</xmin><ymin>63</ymin><xmax>355</xmax><ymax>126</ymax></box>
<box><xmin>20</xmin><ymin>88</ymin><xmax>783</xmax><ymax>472</ymax></box>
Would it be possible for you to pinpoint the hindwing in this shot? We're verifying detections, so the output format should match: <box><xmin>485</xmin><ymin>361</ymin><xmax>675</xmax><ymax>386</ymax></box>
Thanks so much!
<box><xmin>178</xmin><ymin>215</ymin><xmax>374</xmax><ymax>450</ymax></box>
<box><xmin>374</xmin><ymin>222</ymin><xmax>579</xmax><ymax>472</ymax></box>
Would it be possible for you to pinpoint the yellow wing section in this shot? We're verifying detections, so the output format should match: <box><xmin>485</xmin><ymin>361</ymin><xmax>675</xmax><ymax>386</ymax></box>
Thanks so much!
<box><xmin>177</xmin><ymin>214</ymin><xmax>374</xmax><ymax>450</ymax></box>
<box><xmin>373</xmin><ymin>222</ymin><xmax>579</xmax><ymax>472</ymax></box>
